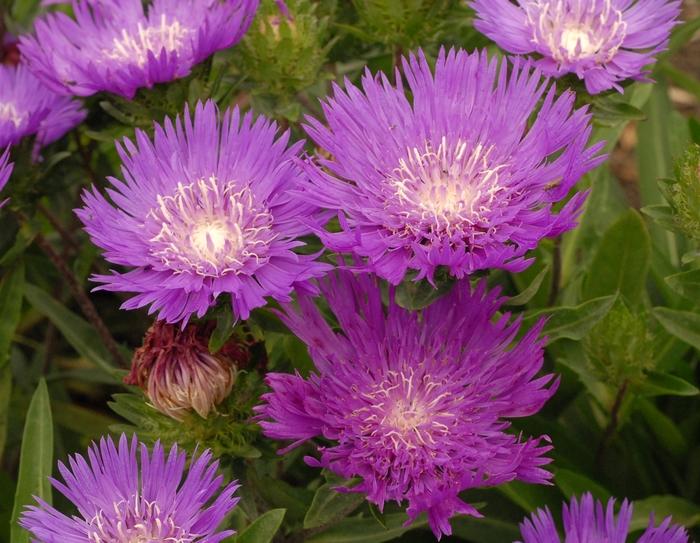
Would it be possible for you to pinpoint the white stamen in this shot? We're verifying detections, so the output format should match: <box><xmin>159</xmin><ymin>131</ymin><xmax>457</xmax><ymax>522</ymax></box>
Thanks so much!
<box><xmin>0</xmin><ymin>102</ymin><xmax>25</xmax><ymax>128</ymax></box>
<box><xmin>105</xmin><ymin>14</ymin><xmax>191</xmax><ymax>66</ymax></box>
<box><xmin>87</xmin><ymin>494</ymin><xmax>199</xmax><ymax>543</ymax></box>
<box><xmin>147</xmin><ymin>176</ymin><xmax>276</xmax><ymax>278</ymax></box>
<box><xmin>386</xmin><ymin>137</ymin><xmax>505</xmax><ymax>236</ymax></box>
<box><xmin>527</xmin><ymin>0</ymin><xmax>627</xmax><ymax>64</ymax></box>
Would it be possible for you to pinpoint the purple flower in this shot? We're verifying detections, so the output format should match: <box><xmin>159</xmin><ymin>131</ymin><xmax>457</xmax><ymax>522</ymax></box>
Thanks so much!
<box><xmin>76</xmin><ymin>100</ymin><xmax>329</xmax><ymax>324</ymax></box>
<box><xmin>0</xmin><ymin>63</ymin><xmax>85</xmax><ymax>150</ymax></box>
<box><xmin>19</xmin><ymin>0</ymin><xmax>259</xmax><ymax>99</ymax></box>
<box><xmin>301</xmin><ymin>48</ymin><xmax>604</xmax><ymax>285</ymax></box>
<box><xmin>518</xmin><ymin>493</ymin><xmax>690</xmax><ymax>543</ymax></box>
<box><xmin>20</xmin><ymin>434</ymin><xmax>240</xmax><ymax>543</ymax></box>
<box><xmin>470</xmin><ymin>0</ymin><xmax>681</xmax><ymax>94</ymax></box>
<box><xmin>0</xmin><ymin>147</ymin><xmax>13</xmax><ymax>208</ymax></box>
<box><xmin>255</xmin><ymin>270</ymin><xmax>558</xmax><ymax>539</ymax></box>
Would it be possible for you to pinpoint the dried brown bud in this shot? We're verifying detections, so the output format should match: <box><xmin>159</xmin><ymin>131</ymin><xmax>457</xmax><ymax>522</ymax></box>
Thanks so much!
<box><xmin>125</xmin><ymin>321</ymin><xmax>250</xmax><ymax>421</ymax></box>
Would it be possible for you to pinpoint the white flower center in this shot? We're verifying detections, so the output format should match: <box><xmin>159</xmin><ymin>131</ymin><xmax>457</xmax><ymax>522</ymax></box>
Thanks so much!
<box><xmin>87</xmin><ymin>495</ymin><xmax>195</xmax><ymax>543</ymax></box>
<box><xmin>387</xmin><ymin>137</ymin><xmax>505</xmax><ymax>236</ymax></box>
<box><xmin>147</xmin><ymin>176</ymin><xmax>276</xmax><ymax>277</ymax></box>
<box><xmin>105</xmin><ymin>14</ymin><xmax>191</xmax><ymax>66</ymax></box>
<box><xmin>0</xmin><ymin>102</ymin><xmax>25</xmax><ymax>128</ymax></box>
<box><xmin>191</xmin><ymin>220</ymin><xmax>236</xmax><ymax>261</ymax></box>
<box><xmin>560</xmin><ymin>26</ymin><xmax>595</xmax><ymax>56</ymax></box>
<box><xmin>355</xmin><ymin>368</ymin><xmax>457</xmax><ymax>451</ymax></box>
<box><xmin>527</xmin><ymin>0</ymin><xmax>627</xmax><ymax>64</ymax></box>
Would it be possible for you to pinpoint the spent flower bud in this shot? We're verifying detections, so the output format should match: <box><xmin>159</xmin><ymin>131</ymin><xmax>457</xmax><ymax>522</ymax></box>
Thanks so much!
<box><xmin>126</xmin><ymin>320</ymin><xmax>249</xmax><ymax>420</ymax></box>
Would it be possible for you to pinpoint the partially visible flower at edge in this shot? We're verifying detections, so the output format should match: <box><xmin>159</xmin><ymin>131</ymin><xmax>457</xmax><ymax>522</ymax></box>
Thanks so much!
<box><xmin>0</xmin><ymin>147</ymin><xmax>13</xmax><ymax>208</ymax></box>
<box><xmin>0</xmin><ymin>63</ymin><xmax>85</xmax><ymax>152</ymax></box>
<box><xmin>76</xmin><ymin>99</ymin><xmax>330</xmax><ymax>325</ymax></box>
<box><xmin>300</xmin><ymin>48</ymin><xmax>605</xmax><ymax>285</ymax></box>
<box><xmin>125</xmin><ymin>320</ymin><xmax>250</xmax><ymax>420</ymax></box>
<box><xmin>20</xmin><ymin>0</ymin><xmax>260</xmax><ymax>99</ymax></box>
<box><xmin>469</xmin><ymin>0</ymin><xmax>682</xmax><ymax>94</ymax></box>
<box><xmin>20</xmin><ymin>433</ymin><xmax>240</xmax><ymax>543</ymax></box>
<box><xmin>517</xmin><ymin>492</ymin><xmax>689</xmax><ymax>543</ymax></box>
<box><xmin>255</xmin><ymin>269</ymin><xmax>557</xmax><ymax>539</ymax></box>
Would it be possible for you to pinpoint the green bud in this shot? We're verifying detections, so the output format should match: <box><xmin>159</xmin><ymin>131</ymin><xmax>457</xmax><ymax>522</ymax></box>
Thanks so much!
<box><xmin>239</xmin><ymin>0</ymin><xmax>333</xmax><ymax>101</ymax></box>
<box><xmin>350</xmin><ymin>0</ymin><xmax>459</xmax><ymax>50</ymax></box>
<box><xmin>659</xmin><ymin>144</ymin><xmax>700</xmax><ymax>243</ymax></box>
<box><xmin>583</xmin><ymin>298</ymin><xmax>655</xmax><ymax>388</ymax></box>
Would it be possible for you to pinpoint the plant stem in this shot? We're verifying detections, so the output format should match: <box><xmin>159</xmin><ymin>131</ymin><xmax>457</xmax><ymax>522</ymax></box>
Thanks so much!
<box><xmin>36</xmin><ymin>202</ymin><xmax>80</xmax><ymax>252</ymax></box>
<box><xmin>595</xmin><ymin>379</ymin><xmax>629</xmax><ymax>464</ymax></box>
<box><xmin>74</xmin><ymin>131</ymin><xmax>99</xmax><ymax>187</ymax></box>
<box><xmin>33</xmin><ymin>232</ymin><xmax>128</xmax><ymax>368</ymax></box>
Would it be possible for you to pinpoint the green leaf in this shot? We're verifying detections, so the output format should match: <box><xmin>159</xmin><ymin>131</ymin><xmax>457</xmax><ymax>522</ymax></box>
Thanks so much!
<box><xmin>636</xmin><ymin>398</ymin><xmax>687</xmax><ymax>459</ymax></box>
<box><xmin>637</xmin><ymin>83</ymin><xmax>688</xmax><ymax>264</ymax></box>
<box><xmin>0</xmin><ymin>263</ymin><xmax>24</xmax><ymax>369</ymax></box>
<box><xmin>451</xmin><ymin>516</ymin><xmax>520</xmax><ymax>542</ymax></box>
<box><xmin>10</xmin><ymin>0</ymin><xmax>41</xmax><ymax>28</ymax></box>
<box><xmin>524</xmin><ymin>295</ymin><xmax>616</xmax><ymax>342</ymax></box>
<box><xmin>638</xmin><ymin>370</ymin><xmax>699</xmax><ymax>397</ymax></box>
<box><xmin>592</xmin><ymin>95</ymin><xmax>646</xmax><ymax>127</ymax></box>
<box><xmin>0</xmin><ymin>365</ymin><xmax>11</xmax><ymax>463</ymax></box>
<box><xmin>641</xmin><ymin>204</ymin><xmax>678</xmax><ymax>232</ymax></box>
<box><xmin>304</xmin><ymin>483</ymin><xmax>364</xmax><ymax>530</ymax></box>
<box><xmin>668</xmin><ymin>16</ymin><xmax>700</xmax><ymax>54</ymax></box>
<box><xmin>652</xmin><ymin>307</ymin><xmax>700</xmax><ymax>351</ymax></box>
<box><xmin>506</xmin><ymin>265</ymin><xmax>549</xmax><ymax>307</ymax></box>
<box><xmin>24</xmin><ymin>283</ymin><xmax>119</xmax><ymax>379</ymax></box>
<box><xmin>583</xmin><ymin>209</ymin><xmax>651</xmax><ymax>303</ymax></box>
<box><xmin>10</xmin><ymin>379</ymin><xmax>53</xmax><ymax>543</ymax></box>
<box><xmin>631</xmin><ymin>495</ymin><xmax>700</xmax><ymax>531</ymax></box>
<box><xmin>657</xmin><ymin>62</ymin><xmax>700</xmax><ymax>101</ymax></box>
<box><xmin>395</xmin><ymin>277</ymin><xmax>454</xmax><ymax>310</ymax></box>
<box><xmin>52</xmin><ymin>402</ymin><xmax>120</xmax><ymax>439</ymax></box>
<box><xmin>235</xmin><ymin>509</ymin><xmax>286</xmax><ymax>543</ymax></box>
<box><xmin>498</xmin><ymin>481</ymin><xmax>556</xmax><ymax>513</ymax></box>
<box><xmin>306</xmin><ymin>513</ymin><xmax>427</xmax><ymax>543</ymax></box>
<box><xmin>665</xmin><ymin>269</ymin><xmax>700</xmax><ymax>300</ymax></box>
<box><xmin>248</xmin><ymin>471</ymin><xmax>312</xmax><ymax>522</ymax></box>
<box><xmin>555</xmin><ymin>468</ymin><xmax>611</xmax><ymax>501</ymax></box>
<box><xmin>209</xmin><ymin>306</ymin><xmax>235</xmax><ymax>353</ymax></box>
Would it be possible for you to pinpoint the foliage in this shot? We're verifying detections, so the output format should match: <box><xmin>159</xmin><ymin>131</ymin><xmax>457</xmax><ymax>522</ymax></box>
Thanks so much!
<box><xmin>1</xmin><ymin>0</ymin><xmax>700</xmax><ymax>542</ymax></box>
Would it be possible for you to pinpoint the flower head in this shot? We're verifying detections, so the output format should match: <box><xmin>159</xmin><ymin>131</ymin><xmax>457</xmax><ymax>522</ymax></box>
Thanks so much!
<box><xmin>302</xmin><ymin>48</ymin><xmax>604</xmax><ymax>285</ymax></box>
<box><xmin>20</xmin><ymin>433</ymin><xmax>240</xmax><ymax>543</ymax></box>
<box><xmin>0</xmin><ymin>63</ymin><xmax>85</xmax><ymax>150</ymax></box>
<box><xmin>20</xmin><ymin>0</ymin><xmax>259</xmax><ymax>98</ymax></box>
<box><xmin>76</xmin><ymin>100</ymin><xmax>328</xmax><ymax>324</ymax></box>
<box><xmin>0</xmin><ymin>147</ymin><xmax>12</xmax><ymax>208</ymax></box>
<box><xmin>517</xmin><ymin>493</ymin><xmax>690</xmax><ymax>543</ymax></box>
<box><xmin>125</xmin><ymin>320</ymin><xmax>250</xmax><ymax>420</ymax></box>
<box><xmin>255</xmin><ymin>270</ymin><xmax>558</xmax><ymax>539</ymax></box>
<box><xmin>470</xmin><ymin>0</ymin><xmax>681</xmax><ymax>94</ymax></box>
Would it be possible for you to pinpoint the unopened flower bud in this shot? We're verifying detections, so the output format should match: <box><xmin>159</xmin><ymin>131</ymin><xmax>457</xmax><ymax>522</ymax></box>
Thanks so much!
<box><xmin>659</xmin><ymin>144</ymin><xmax>700</xmax><ymax>244</ymax></box>
<box><xmin>126</xmin><ymin>321</ymin><xmax>249</xmax><ymax>421</ymax></box>
<box><xmin>239</xmin><ymin>0</ymin><xmax>331</xmax><ymax>100</ymax></box>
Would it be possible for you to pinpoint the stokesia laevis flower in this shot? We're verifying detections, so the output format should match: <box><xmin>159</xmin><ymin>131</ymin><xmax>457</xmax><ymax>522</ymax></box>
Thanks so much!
<box><xmin>255</xmin><ymin>270</ymin><xmax>558</xmax><ymax>539</ymax></box>
<box><xmin>19</xmin><ymin>0</ymin><xmax>259</xmax><ymax>99</ymax></box>
<box><xmin>0</xmin><ymin>63</ymin><xmax>85</xmax><ymax>150</ymax></box>
<box><xmin>20</xmin><ymin>434</ymin><xmax>240</xmax><ymax>543</ymax></box>
<box><xmin>517</xmin><ymin>493</ymin><xmax>690</xmax><ymax>543</ymax></box>
<box><xmin>301</xmin><ymin>48</ymin><xmax>605</xmax><ymax>285</ymax></box>
<box><xmin>125</xmin><ymin>320</ymin><xmax>250</xmax><ymax>420</ymax></box>
<box><xmin>0</xmin><ymin>147</ymin><xmax>12</xmax><ymax>208</ymax></box>
<box><xmin>76</xmin><ymin>100</ymin><xmax>329</xmax><ymax>324</ymax></box>
<box><xmin>470</xmin><ymin>0</ymin><xmax>681</xmax><ymax>94</ymax></box>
